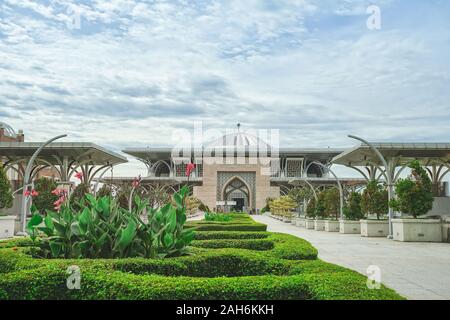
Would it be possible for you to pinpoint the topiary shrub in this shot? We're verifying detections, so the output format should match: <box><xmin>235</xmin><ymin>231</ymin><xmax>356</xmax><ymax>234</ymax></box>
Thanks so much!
<box><xmin>324</xmin><ymin>188</ymin><xmax>340</xmax><ymax>220</ymax></box>
<box><xmin>361</xmin><ymin>180</ymin><xmax>388</xmax><ymax>220</ymax></box>
<box><xmin>32</xmin><ymin>178</ymin><xmax>59</xmax><ymax>215</ymax></box>
<box><xmin>390</xmin><ymin>160</ymin><xmax>434</xmax><ymax>218</ymax></box>
<box><xmin>314</xmin><ymin>191</ymin><xmax>327</xmax><ymax>219</ymax></box>
<box><xmin>0</xmin><ymin>163</ymin><xmax>13</xmax><ymax>215</ymax></box>
<box><xmin>306</xmin><ymin>197</ymin><xmax>316</xmax><ymax>219</ymax></box>
<box><xmin>344</xmin><ymin>192</ymin><xmax>364</xmax><ymax>221</ymax></box>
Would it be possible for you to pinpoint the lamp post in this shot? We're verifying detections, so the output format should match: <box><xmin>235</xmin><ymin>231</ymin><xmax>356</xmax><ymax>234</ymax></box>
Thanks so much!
<box><xmin>18</xmin><ymin>134</ymin><xmax>67</xmax><ymax>235</ymax></box>
<box><xmin>348</xmin><ymin>135</ymin><xmax>394</xmax><ymax>239</ymax></box>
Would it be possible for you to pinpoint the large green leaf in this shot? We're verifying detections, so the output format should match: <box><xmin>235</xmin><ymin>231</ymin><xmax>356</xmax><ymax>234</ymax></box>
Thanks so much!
<box><xmin>115</xmin><ymin>219</ymin><xmax>137</xmax><ymax>251</ymax></box>
<box><xmin>27</xmin><ymin>214</ymin><xmax>43</xmax><ymax>229</ymax></box>
<box><xmin>174</xmin><ymin>193</ymin><xmax>183</xmax><ymax>208</ymax></box>
<box><xmin>49</xmin><ymin>241</ymin><xmax>62</xmax><ymax>258</ymax></box>
<box><xmin>44</xmin><ymin>215</ymin><xmax>54</xmax><ymax>230</ymax></box>
<box><xmin>70</xmin><ymin>222</ymin><xmax>82</xmax><ymax>236</ymax></box>
<box><xmin>166</xmin><ymin>208</ymin><xmax>177</xmax><ymax>233</ymax></box>
<box><xmin>78</xmin><ymin>207</ymin><xmax>91</xmax><ymax>234</ymax></box>
<box><xmin>163</xmin><ymin>233</ymin><xmax>174</xmax><ymax>247</ymax></box>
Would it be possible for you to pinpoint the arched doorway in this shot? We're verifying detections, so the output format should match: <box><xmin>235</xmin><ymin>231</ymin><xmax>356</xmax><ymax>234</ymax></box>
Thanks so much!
<box><xmin>221</xmin><ymin>176</ymin><xmax>251</xmax><ymax>212</ymax></box>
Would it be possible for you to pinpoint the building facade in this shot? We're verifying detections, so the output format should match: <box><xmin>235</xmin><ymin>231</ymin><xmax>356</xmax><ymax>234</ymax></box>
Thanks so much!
<box><xmin>124</xmin><ymin>130</ymin><xmax>345</xmax><ymax>212</ymax></box>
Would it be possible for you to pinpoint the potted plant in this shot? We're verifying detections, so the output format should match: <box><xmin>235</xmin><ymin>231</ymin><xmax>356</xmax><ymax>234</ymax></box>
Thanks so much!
<box><xmin>289</xmin><ymin>187</ymin><xmax>310</xmax><ymax>227</ymax></box>
<box><xmin>360</xmin><ymin>180</ymin><xmax>389</xmax><ymax>237</ymax></box>
<box><xmin>314</xmin><ymin>191</ymin><xmax>327</xmax><ymax>231</ymax></box>
<box><xmin>0</xmin><ymin>163</ymin><xmax>16</xmax><ymax>239</ymax></box>
<box><xmin>305</xmin><ymin>197</ymin><xmax>316</xmax><ymax>229</ymax></box>
<box><xmin>390</xmin><ymin>160</ymin><xmax>441</xmax><ymax>242</ymax></box>
<box><xmin>340</xmin><ymin>192</ymin><xmax>364</xmax><ymax>234</ymax></box>
<box><xmin>324</xmin><ymin>188</ymin><xmax>340</xmax><ymax>232</ymax></box>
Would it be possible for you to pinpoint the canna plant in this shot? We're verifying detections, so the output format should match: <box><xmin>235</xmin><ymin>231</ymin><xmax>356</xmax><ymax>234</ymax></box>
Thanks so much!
<box><xmin>26</xmin><ymin>186</ymin><xmax>195</xmax><ymax>259</ymax></box>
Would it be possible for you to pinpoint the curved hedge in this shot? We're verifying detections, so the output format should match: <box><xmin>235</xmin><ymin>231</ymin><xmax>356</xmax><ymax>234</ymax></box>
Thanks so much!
<box><xmin>0</xmin><ymin>214</ymin><xmax>403</xmax><ymax>300</ymax></box>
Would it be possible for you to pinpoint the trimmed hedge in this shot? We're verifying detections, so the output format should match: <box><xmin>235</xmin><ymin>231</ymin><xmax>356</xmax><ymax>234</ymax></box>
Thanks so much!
<box><xmin>191</xmin><ymin>239</ymin><xmax>275</xmax><ymax>250</ymax></box>
<box><xmin>0</xmin><ymin>213</ymin><xmax>404</xmax><ymax>300</ymax></box>
<box><xmin>186</xmin><ymin>213</ymin><xmax>268</xmax><ymax>232</ymax></box>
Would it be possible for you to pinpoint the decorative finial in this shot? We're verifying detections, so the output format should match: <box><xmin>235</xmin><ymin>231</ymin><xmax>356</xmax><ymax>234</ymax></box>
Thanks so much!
<box><xmin>237</xmin><ymin>123</ymin><xmax>241</xmax><ymax>132</ymax></box>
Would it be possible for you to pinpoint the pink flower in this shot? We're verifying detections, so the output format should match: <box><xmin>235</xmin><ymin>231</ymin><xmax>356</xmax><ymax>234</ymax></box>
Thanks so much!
<box><xmin>132</xmin><ymin>175</ymin><xmax>141</xmax><ymax>188</ymax></box>
<box><xmin>185</xmin><ymin>163</ymin><xmax>196</xmax><ymax>177</ymax></box>
<box><xmin>51</xmin><ymin>189</ymin><xmax>61</xmax><ymax>196</ymax></box>
<box><xmin>74</xmin><ymin>172</ymin><xmax>83</xmax><ymax>180</ymax></box>
<box><xmin>24</xmin><ymin>189</ymin><xmax>39</xmax><ymax>197</ymax></box>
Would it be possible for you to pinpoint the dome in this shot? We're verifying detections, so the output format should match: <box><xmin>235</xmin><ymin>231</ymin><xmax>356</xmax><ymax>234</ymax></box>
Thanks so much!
<box><xmin>205</xmin><ymin>125</ymin><xmax>271</xmax><ymax>150</ymax></box>
<box><xmin>0</xmin><ymin>122</ymin><xmax>17</xmax><ymax>137</ymax></box>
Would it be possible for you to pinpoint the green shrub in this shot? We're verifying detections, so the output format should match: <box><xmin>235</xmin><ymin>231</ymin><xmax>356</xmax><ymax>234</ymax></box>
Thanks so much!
<box><xmin>306</xmin><ymin>197</ymin><xmax>316</xmax><ymax>218</ymax></box>
<box><xmin>194</xmin><ymin>231</ymin><xmax>269</xmax><ymax>240</ymax></box>
<box><xmin>204</xmin><ymin>212</ymin><xmax>233</xmax><ymax>222</ymax></box>
<box><xmin>344</xmin><ymin>192</ymin><xmax>364</xmax><ymax>221</ymax></box>
<box><xmin>361</xmin><ymin>180</ymin><xmax>388</xmax><ymax>220</ymax></box>
<box><xmin>390</xmin><ymin>160</ymin><xmax>434</xmax><ymax>218</ymax></box>
<box><xmin>0</xmin><ymin>210</ymin><xmax>403</xmax><ymax>300</ymax></box>
<box><xmin>187</xmin><ymin>213</ymin><xmax>267</xmax><ymax>232</ymax></box>
<box><xmin>191</xmin><ymin>239</ymin><xmax>274</xmax><ymax>251</ymax></box>
<box><xmin>26</xmin><ymin>186</ymin><xmax>195</xmax><ymax>259</ymax></box>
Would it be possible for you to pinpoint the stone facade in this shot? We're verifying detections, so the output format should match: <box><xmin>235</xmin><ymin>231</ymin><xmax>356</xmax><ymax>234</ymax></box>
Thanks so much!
<box><xmin>193</xmin><ymin>157</ymin><xmax>280</xmax><ymax>210</ymax></box>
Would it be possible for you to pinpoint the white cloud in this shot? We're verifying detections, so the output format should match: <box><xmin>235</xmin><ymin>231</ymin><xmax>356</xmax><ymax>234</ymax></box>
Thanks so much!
<box><xmin>0</xmin><ymin>0</ymin><xmax>450</xmax><ymax>176</ymax></box>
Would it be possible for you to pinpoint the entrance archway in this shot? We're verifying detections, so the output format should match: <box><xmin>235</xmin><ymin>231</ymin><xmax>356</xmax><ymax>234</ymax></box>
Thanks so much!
<box><xmin>221</xmin><ymin>176</ymin><xmax>252</xmax><ymax>212</ymax></box>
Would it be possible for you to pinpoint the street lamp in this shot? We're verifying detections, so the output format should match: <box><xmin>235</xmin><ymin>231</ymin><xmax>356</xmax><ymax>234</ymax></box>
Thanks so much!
<box><xmin>18</xmin><ymin>134</ymin><xmax>67</xmax><ymax>235</ymax></box>
<box><xmin>348</xmin><ymin>135</ymin><xmax>394</xmax><ymax>239</ymax></box>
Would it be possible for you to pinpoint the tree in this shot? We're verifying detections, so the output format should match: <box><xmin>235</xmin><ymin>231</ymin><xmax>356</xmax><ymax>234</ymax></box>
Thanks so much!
<box><xmin>324</xmin><ymin>188</ymin><xmax>340</xmax><ymax>220</ymax></box>
<box><xmin>0</xmin><ymin>163</ymin><xmax>13</xmax><ymax>214</ymax></box>
<box><xmin>344</xmin><ymin>192</ymin><xmax>364</xmax><ymax>221</ymax></box>
<box><xmin>390</xmin><ymin>160</ymin><xmax>434</xmax><ymax>218</ymax></box>
<box><xmin>361</xmin><ymin>180</ymin><xmax>388</xmax><ymax>220</ymax></box>
<box><xmin>288</xmin><ymin>187</ymin><xmax>312</xmax><ymax>206</ymax></box>
<box><xmin>306</xmin><ymin>197</ymin><xmax>316</xmax><ymax>218</ymax></box>
<box><xmin>314</xmin><ymin>191</ymin><xmax>327</xmax><ymax>218</ymax></box>
<box><xmin>33</xmin><ymin>177</ymin><xmax>59</xmax><ymax>215</ymax></box>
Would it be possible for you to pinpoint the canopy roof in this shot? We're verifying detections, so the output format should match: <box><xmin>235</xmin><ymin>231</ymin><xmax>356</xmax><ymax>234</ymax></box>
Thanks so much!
<box><xmin>123</xmin><ymin>147</ymin><xmax>344</xmax><ymax>162</ymax></box>
<box><xmin>0</xmin><ymin>142</ymin><xmax>127</xmax><ymax>165</ymax></box>
<box><xmin>289</xmin><ymin>177</ymin><xmax>367</xmax><ymax>186</ymax></box>
<box><xmin>332</xmin><ymin>143</ymin><xmax>450</xmax><ymax>167</ymax></box>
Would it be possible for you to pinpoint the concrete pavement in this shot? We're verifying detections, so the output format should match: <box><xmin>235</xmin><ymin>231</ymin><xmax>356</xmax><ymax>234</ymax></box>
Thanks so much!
<box><xmin>252</xmin><ymin>215</ymin><xmax>450</xmax><ymax>300</ymax></box>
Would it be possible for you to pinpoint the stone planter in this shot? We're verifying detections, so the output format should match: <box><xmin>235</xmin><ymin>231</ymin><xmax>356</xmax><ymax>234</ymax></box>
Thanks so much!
<box><xmin>392</xmin><ymin>218</ymin><xmax>442</xmax><ymax>242</ymax></box>
<box><xmin>324</xmin><ymin>220</ymin><xmax>340</xmax><ymax>232</ymax></box>
<box><xmin>305</xmin><ymin>219</ymin><xmax>315</xmax><ymax>229</ymax></box>
<box><xmin>339</xmin><ymin>220</ymin><xmax>361</xmax><ymax>234</ymax></box>
<box><xmin>360</xmin><ymin>220</ymin><xmax>389</xmax><ymax>237</ymax></box>
<box><xmin>0</xmin><ymin>216</ymin><xmax>16</xmax><ymax>239</ymax></box>
<box><xmin>442</xmin><ymin>217</ymin><xmax>450</xmax><ymax>243</ymax></box>
<box><xmin>296</xmin><ymin>218</ymin><xmax>306</xmax><ymax>228</ymax></box>
<box><xmin>314</xmin><ymin>219</ymin><xmax>325</xmax><ymax>231</ymax></box>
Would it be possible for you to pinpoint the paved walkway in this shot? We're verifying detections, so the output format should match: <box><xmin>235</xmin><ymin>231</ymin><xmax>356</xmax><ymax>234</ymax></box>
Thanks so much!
<box><xmin>252</xmin><ymin>215</ymin><xmax>450</xmax><ymax>300</ymax></box>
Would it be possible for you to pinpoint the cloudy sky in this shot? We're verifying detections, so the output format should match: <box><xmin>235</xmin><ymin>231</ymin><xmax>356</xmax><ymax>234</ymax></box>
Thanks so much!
<box><xmin>1</xmin><ymin>0</ymin><xmax>450</xmax><ymax>175</ymax></box>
